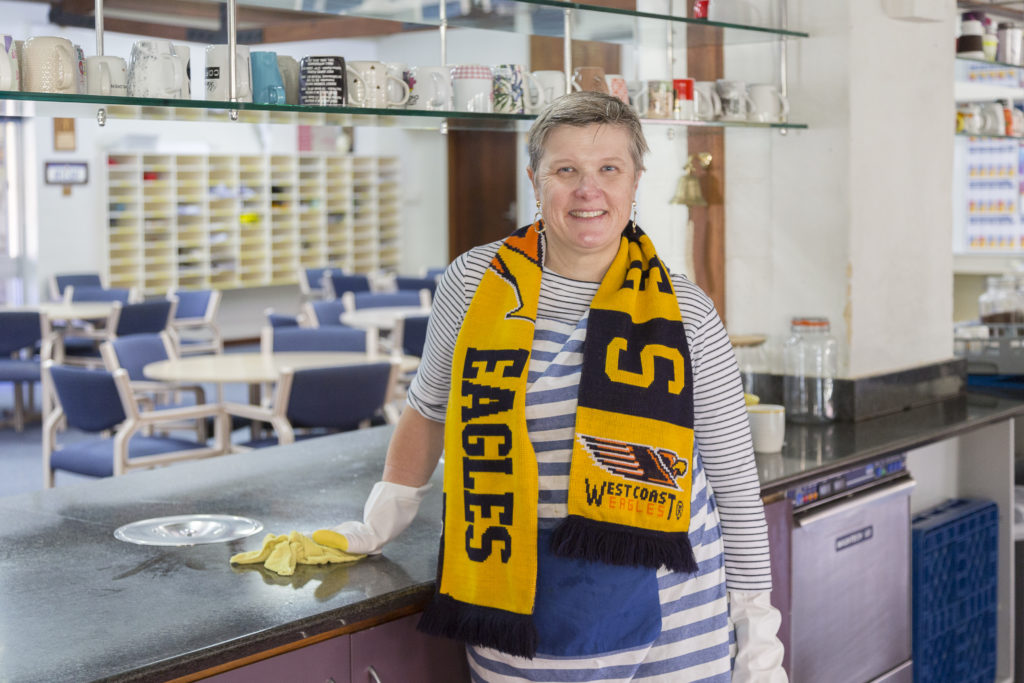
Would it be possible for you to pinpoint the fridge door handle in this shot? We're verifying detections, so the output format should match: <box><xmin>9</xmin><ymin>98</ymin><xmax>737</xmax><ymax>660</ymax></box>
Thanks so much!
<box><xmin>794</xmin><ymin>476</ymin><xmax>916</xmax><ymax>527</ymax></box>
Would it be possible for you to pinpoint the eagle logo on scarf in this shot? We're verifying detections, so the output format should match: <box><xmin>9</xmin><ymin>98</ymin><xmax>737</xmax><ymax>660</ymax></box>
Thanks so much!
<box><xmin>578</xmin><ymin>434</ymin><xmax>689</xmax><ymax>490</ymax></box>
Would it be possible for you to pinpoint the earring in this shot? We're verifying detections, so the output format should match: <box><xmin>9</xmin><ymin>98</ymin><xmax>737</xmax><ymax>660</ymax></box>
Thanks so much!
<box><xmin>535</xmin><ymin>200</ymin><xmax>546</xmax><ymax>233</ymax></box>
<box><xmin>631</xmin><ymin>201</ymin><xmax>638</xmax><ymax>230</ymax></box>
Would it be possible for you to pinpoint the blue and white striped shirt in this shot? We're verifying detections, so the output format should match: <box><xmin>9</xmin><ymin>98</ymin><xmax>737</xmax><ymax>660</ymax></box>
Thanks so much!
<box><xmin>408</xmin><ymin>239</ymin><xmax>771</xmax><ymax>682</ymax></box>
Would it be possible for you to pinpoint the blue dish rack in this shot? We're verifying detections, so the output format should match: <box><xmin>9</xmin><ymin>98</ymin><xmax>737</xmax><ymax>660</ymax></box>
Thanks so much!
<box><xmin>911</xmin><ymin>498</ymin><xmax>999</xmax><ymax>683</ymax></box>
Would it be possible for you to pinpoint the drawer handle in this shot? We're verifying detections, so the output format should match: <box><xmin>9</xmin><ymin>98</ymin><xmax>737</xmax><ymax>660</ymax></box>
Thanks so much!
<box><xmin>368</xmin><ymin>665</ymin><xmax>383</xmax><ymax>683</ymax></box>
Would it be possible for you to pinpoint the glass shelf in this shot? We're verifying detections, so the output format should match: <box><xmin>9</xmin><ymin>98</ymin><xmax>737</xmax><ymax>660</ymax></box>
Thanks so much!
<box><xmin>207</xmin><ymin>0</ymin><xmax>806</xmax><ymax>47</ymax></box>
<box><xmin>0</xmin><ymin>90</ymin><xmax>808</xmax><ymax>131</ymax></box>
<box><xmin>957</xmin><ymin>55</ymin><xmax>1024</xmax><ymax>70</ymax></box>
<box><xmin>956</xmin><ymin>132</ymin><xmax>1024</xmax><ymax>141</ymax></box>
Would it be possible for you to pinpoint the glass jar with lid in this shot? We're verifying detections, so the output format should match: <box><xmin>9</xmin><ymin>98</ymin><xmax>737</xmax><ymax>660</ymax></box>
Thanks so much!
<box><xmin>978</xmin><ymin>274</ymin><xmax>1023</xmax><ymax>329</ymax></box>
<box><xmin>783</xmin><ymin>317</ymin><xmax>838</xmax><ymax>423</ymax></box>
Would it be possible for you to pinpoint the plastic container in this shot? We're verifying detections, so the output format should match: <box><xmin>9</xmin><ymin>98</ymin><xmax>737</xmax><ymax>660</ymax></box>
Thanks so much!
<box><xmin>782</xmin><ymin>316</ymin><xmax>837</xmax><ymax>423</ymax></box>
<box><xmin>978</xmin><ymin>274</ymin><xmax>1022</xmax><ymax>325</ymax></box>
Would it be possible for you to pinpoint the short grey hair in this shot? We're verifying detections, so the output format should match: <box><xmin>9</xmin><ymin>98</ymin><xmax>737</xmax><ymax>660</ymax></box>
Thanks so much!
<box><xmin>527</xmin><ymin>90</ymin><xmax>649</xmax><ymax>178</ymax></box>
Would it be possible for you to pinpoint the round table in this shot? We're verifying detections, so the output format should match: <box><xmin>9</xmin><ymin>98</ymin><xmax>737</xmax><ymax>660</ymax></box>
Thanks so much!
<box><xmin>144</xmin><ymin>351</ymin><xmax>419</xmax><ymax>384</ymax></box>
<box><xmin>339</xmin><ymin>306</ymin><xmax>431</xmax><ymax>331</ymax></box>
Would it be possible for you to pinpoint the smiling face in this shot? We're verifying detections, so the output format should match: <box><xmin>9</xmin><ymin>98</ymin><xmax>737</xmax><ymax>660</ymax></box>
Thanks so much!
<box><xmin>527</xmin><ymin>123</ymin><xmax>641</xmax><ymax>281</ymax></box>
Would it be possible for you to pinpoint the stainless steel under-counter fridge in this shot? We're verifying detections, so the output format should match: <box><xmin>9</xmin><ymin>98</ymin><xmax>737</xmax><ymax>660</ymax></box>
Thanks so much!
<box><xmin>766</xmin><ymin>455</ymin><xmax>915</xmax><ymax>683</ymax></box>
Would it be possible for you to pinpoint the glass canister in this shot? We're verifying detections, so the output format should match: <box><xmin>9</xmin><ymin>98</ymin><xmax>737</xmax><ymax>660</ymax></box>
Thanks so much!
<box><xmin>783</xmin><ymin>317</ymin><xmax>838</xmax><ymax>423</ymax></box>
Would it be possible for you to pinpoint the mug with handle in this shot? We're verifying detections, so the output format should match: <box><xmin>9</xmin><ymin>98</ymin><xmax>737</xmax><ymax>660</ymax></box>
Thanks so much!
<box><xmin>694</xmin><ymin>80</ymin><xmax>722</xmax><ymax>120</ymax></box>
<box><xmin>22</xmin><ymin>36</ymin><xmax>77</xmax><ymax>94</ymax></box>
<box><xmin>605</xmin><ymin>73</ymin><xmax>629</xmax><ymax>104</ymax></box>
<box><xmin>451</xmin><ymin>64</ymin><xmax>493</xmax><ymax>112</ymax></box>
<box><xmin>175</xmin><ymin>44</ymin><xmax>191</xmax><ymax>99</ymax></box>
<box><xmin>747</xmin><ymin>83</ymin><xmax>789</xmax><ymax>123</ymax></box>
<box><xmin>493</xmin><ymin>63</ymin><xmax>537</xmax><ymax>114</ymax></box>
<box><xmin>85</xmin><ymin>55</ymin><xmax>128</xmax><ymax>96</ymax></box>
<box><xmin>251</xmin><ymin>51</ymin><xmax>286</xmax><ymax>105</ymax></box>
<box><xmin>408</xmin><ymin>65</ymin><xmax>452</xmax><ymax>111</ymax></box>
<box><xmin>204</xmin><ymin>44</ymin><xmax>252</xmax><ymax>102</ymax></box>
<box><xmin>347</xmin><ymin>60</ymin><xmax>409</xmax><ymax>108</ymax></box>
<box><xmin>299</xmin><ymin>55</ymin><xmax>346</xmax><ymax>106</ymax></box>
<box><xmin>277</xmin><ymin>55</ymin><xmax>300</xmax><ymax>105</ymax></box>
<box><xmin>531</xmin><ymin>70</ymin><xmax>565</xmax><ymax>112</ymax></box>
<box><xmin>716</xmin><ymin>78</ymin><xmax>753</xmax><ymax>121</ymax></box>
<box><xmin>385</xmin><ymin>62</ymin><xmax>412</xmax><ymax>109</ymax></box>
<box><xmin>0</xmin><ymin>35</ymin><xmax>19</xmax><ymax>91</ymax></box>
<box><xmin>129</xmin><ymin>39</ymin><xmax>185</xmax><ymax>98</ymax></box>
<box><xmin>571</xmin><ymin>65</ymin><xmax>608</xmax><ymax>94</ymax></box>
<box><xmin>634</xmin><ymin>79</ymin><xmax>674</xmax><ymax>119</ymax></box>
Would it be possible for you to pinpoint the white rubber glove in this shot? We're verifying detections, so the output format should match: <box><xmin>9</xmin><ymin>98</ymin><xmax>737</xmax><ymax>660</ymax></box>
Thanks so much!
<box><xmin>730</xmin><ymin>590</ymin><xmax>788</xmax><ymax>683</ymax></box>
<box><xmin>313</xmin><ymin>481</ymin><xmax>432</xmax><ymax>555</ymax></box>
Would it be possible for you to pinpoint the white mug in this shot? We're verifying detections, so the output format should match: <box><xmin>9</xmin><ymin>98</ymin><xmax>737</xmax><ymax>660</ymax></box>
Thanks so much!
<box><xmin>384</xmin><ymin>62</ymin><xmax>412</xmax><ymax>109</ymax></box>
<box><xmin>451</xmin><ymin>64</ymin><xmax>493</xmax><ymax>113</ymax></box>
<box><xmin>408</xmin><ymin>65</ymin><xmax>452</xmax><ymax>111</ymax></box>
<box><xmin>277</xmin><ymin>55</ymin><xmax>300</xmax><ymax>105</ymax></box>
<box><xmin>73</xmin><ymin>44</ymin><xmax>86</xmax><ymax>94</ymax></box>
<box><xmin>694</xmin><ymin>81</ymin><xmax>722</xmax><ymax>121</ymax></box>
<box><xmin>716</xmin><ymin>79</ymin><xmax>753</xmax><ymax>122</ymax></box>
<box><xmin>532</xmin><ymin>70</ymin><xmax>566</xmax><ymax>111</ymax></box>
<box><xmin>85</xmin><ymin>55</ymin><xmax>128</xmax><ymax>96</ymax></box>
<box><xmin>747</xmin><ymin>404</ymin><xmax>785</xmax><ymax>453</ymax></box>
<box><xmin>747</xmin><ymin>83</ymin><xmax>789</xmax><ymax>123</ymax></box>
<box><xmin>22</xmin><ymin>36</ymin><xmax>77</xmax><ymax>94</ymax></box>
<box><xmin>129</xmin><ymin>39</ymin><xmax>185</xmax><ymax>98</ymax></box>
<box><xmin>347</xmin><ymin>60</ymin><xmax>408</xmax><ymax>108</ymax></box>
<box><xmin>175</xmin><ymin>44</ymin><xmax>191</xmax><ymax>99</ymax></box>
<box><xmin>204</xmin><ymin>44</ymin><xmax>252</xmax><ymax>102</ymax></box>
<box><xmin>0</xmin><ymin>35</ymin><xmax>19</xmax><ymax>91</ymax></box>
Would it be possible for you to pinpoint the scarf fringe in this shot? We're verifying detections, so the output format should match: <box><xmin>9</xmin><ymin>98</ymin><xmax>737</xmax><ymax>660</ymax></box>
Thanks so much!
<box><xmin>418</xmin><ymin>593</ymin><xmax>539</xmax><ymax>659</ymax></box>
<box><xmin>550</xmin><ymin>515</ymin><xmax>699</xmax><ymax>573</ymax></box>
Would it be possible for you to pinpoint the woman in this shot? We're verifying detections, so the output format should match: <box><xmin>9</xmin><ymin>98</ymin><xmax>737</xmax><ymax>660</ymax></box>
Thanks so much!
<box><xmin>314</xmin><ymin>91</ymin><xmax>786</xmax><ymax>682</ymax></box>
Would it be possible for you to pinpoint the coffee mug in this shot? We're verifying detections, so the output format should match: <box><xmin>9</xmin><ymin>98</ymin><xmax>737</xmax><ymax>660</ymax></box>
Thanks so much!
<box><xmin>572</xmin><ymin>65</ymin><xmax>608</xmax><ymax>94</ymax></box>
<box><xmin>347</xmin><ymin>60</ymin><xmax>408</xmax><ymax>108</ymax></box>
<box><xmin>385</xmin><ymin>62</ymin><xmax>412</xmax><ymax>109</ymax></box>
<box><xmin>129</xmin><ymin>39</ymin><xmax>185</xmax><ymax>98</ymax></box>
<box><xmin>716</xmin><ymin>79</ymin><xmax>753</xmax><ymax>121</ymax></box>
<box><xmin>531</xmin><ymin>70</ymin><xmax>566</xmax><ymax>111</ymax></box>
<box><xmin>451</xmin><ymin>64</ymin><xmax>493</xmax><ymax>112</ymax></box>
<box><xmin>14</xmin><ymin>40</ymin><xmax>24</xmax><ymax>88</ymax></box>
<box><xmin>493</xmin><ymin>63</ymin><xmax>538</xmax><ymax>114</ymax></box>
<box><xmin>747</xmin><ymin>404</ymin><xmax>785</xmax><ymax>453</ymax></box>
<box><xmin>277</xmin><ymin>55</ymin><xmax>300</xmax><ymax>105</ymax></box>
<box><xmin>407</xmin><ymin>65</ymin><xmax>452</xmax><ymax>111</ymax></box>
<box><xmin>205</xmin><ymin>44</ymin><xmax>252</xmax><ymax>102</ymax></box>
<box><xmin>299</xmin><ymin>55</ymin><xmax>346</xmax><ymax>106</ymax></box>
<box><xmin>251</xmin><ymin>51</ymin><xmax>285</xmax><ymax>105</ymax></box>
<box><xmin>175</xmin><ymin>44</ymin><xmax>191</xmax><ymax>99</ymax></box>
<box><xmin>957</xmin><ymin>102</ymin><xmax>982</xmax><ymax>134</ymax></box>
<box><xmin>694</xmin><ymin>81</ymin><xmax>722</xmax><ymax>120</ymax></box>
<box><xmin>85</xmin><ymin>55</ymin><xmax>128</xmax><ymax>96</ymax></box>
<box><xmin>672</xmin><ymin>77</ymin><xmax>696</xmax><ymax>120</ymax></box>
<box><xmin>22</xmin><ymin>36</ymin><xmax>77</xmax><ymax>94</ymax></box>
<box><xmin>635</xmin><ymin>79</ymin><xmax>674</xmax><ymax>119</ymax></box>
<box><xmin>605</xmin><ymin>73</ymin><xmax>629</xmax><ymax>104</ymax></box>
<box><xmin>0</xmin><ymin>35</ymin><xmax>20</xmax><ymax>91</ymax></box>
<box><xmin>73</xmin><ymin>44</ymin><xmax>86</xmax><ymax>94</ymax></box>
<box><xmin>747</xmin><ymin>83</ymin><xmax>789</xmax><ymax>123</ymax></box>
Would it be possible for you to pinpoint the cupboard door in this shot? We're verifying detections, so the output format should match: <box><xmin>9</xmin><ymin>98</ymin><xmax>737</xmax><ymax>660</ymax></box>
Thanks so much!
<box><xmin>204</xmin><ymin>634</ymin><xmax>351</xmax><ymax>683</ymax></box>
<box><xmin>350</xmin><ymin>613</ymin><xmax>469</xmax><ymax>683</ymax></box>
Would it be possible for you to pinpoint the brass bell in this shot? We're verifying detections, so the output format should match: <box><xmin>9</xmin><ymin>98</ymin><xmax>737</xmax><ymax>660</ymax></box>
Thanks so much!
<box><xmin>669</xmin><ymin>153</ymin><xmax>713</xmax><ymax>206</ymax></box>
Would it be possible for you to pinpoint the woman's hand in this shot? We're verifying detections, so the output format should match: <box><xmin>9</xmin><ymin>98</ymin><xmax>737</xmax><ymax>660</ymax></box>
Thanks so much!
<box><xmin>729</xmin><ymin>590</ymin><xmax>788</xmax><ymax>682</ymax></box>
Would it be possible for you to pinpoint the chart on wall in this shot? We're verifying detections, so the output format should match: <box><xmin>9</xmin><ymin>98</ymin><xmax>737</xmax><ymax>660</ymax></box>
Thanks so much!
<box><xmin>958</xmin><ymin>62</ymin><xmax>1024</xmax><ymax>252</ymax></box>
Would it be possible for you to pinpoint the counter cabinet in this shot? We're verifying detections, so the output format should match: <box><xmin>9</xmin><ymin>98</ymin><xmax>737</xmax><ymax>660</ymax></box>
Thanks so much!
<box><xmin>202</xmin><ymin>612</ymin><xmax>469</xmax><ymax>683</ymax></box>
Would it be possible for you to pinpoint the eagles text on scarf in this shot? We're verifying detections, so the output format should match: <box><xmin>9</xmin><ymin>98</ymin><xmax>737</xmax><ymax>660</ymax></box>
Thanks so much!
<box><xmin>418</xmin><ymin>221</ymin><xmax>698</xmax><ymax>658</ymax></box>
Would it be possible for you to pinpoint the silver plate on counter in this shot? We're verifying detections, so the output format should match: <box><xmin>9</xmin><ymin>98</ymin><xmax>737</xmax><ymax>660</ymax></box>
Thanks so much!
<box><xmin>114</xmin><ymin>514</ymin><xmax>264</xmax><ymax>546</ymax></box>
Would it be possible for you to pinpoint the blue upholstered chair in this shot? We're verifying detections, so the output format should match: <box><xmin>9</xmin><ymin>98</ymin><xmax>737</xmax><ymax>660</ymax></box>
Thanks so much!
<box><xmin>64</xmin><ymin>300</ymin><xmax>176</xmax><ymax>366</ymax></box>
<box><xmin>168</xmin><ymin>289</ymin><xmax>223</xmax><ymax>355</ymax></box>
<box><xmin>303</xmin><ymin>299</ymin><xmax>348</xmax><ymax>328</ymax></box>
<box><xmin>100</xmin><ymin>333</ymin><xmax>207</xmax><ymax>440</ymax></box>
<box><xmin>325</xmin><ymin>273</ymin><xmax>371</xmax><ymax>299</ymax></box>
<box><xmin>264</xmin><ymin>307</ymin><xmax>303</xmax><ymax>328</ymax></box>
<box><xmin>42</xmin><ymin>361</ymin><xmax>228</xmax><ymax>488</ymax></box>
<box><xmin>49</xmin><ymin>273</ymin><xmax>102</xmax><ymax>300</ymax></box>
<box><xmin>224</xmin><ymin>361</ymin><xmax>399</xmax><ymax>448</ymax></box>
<box><xmin>299</xmin><ymin>266</ymin><xmax>345</xmax><ymax>300</ymax></box>
<box><xmin>0</xmin><ymin>311</ymin><xmax>43</xmax><ymax>431</ymax></box>
<box><xmin>424</xmin><ymin>266</ymin><xmax>446</xmax><ymax>281</ymax></box>
<box><xmin>395</xmin><ymin>276</ymin><xmax>438</xmax><ymax>297</ymax></box>
<box><xmin>341</xmin><ymin>289</ymin><xmax>431</xmax><ymax>311</ymax></box>
<box><xmin>262</xmin><ymin>325</ymin><xmax>375</xmax><ymax>353</ymax></box>
<box><xmin>64</xmin><ymin>285</ymin><xmax>135</xmax><ymax>303</ymax></box>
<box><xmin>392</xmin><ymin>314</ymin><xmax>430</xmax><ymax>358</ymax></box>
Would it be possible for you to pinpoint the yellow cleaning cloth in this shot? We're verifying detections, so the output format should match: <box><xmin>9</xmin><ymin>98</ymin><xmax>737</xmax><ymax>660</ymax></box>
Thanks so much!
<box><xmin>230</xmin><ymin>532</ymin><xmax>364</xmax><ymax>576</ymax></box>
